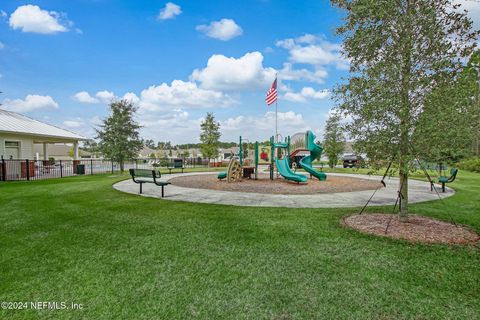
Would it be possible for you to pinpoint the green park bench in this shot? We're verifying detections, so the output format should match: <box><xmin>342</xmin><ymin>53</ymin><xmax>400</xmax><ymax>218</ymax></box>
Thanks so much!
<box><xmin>129</xmin><ymin>169</ymin><xmax>170</xmax><ymax>197</ymax></box>
<box><xmin>167</xmin><ymin>159</ymin><xmax>185</xmax><ymax>174</ymax></box>
<box><xmin>432</xmin><ymin>167</ymin><xmax>458</xmax><ymax>193</ymax></box>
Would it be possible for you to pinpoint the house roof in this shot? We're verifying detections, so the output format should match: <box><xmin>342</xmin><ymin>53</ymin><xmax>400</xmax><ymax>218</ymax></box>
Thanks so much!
<box><xmin>0</xmin><ymin>109</ymin><xmax>87</xmax><ymax>141</ymax></box>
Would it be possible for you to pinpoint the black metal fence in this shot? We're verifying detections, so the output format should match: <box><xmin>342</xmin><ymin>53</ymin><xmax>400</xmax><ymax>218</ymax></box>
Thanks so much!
<box><xmin>0</xmin><ymin>157</ymin><xmax>212</xmax><ymax>182</ymax></box>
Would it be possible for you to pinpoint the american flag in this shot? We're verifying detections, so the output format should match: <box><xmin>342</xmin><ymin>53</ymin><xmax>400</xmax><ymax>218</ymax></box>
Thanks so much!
<box><xmin>265</xmin><ymin>77</ymin><xmax>277</xmax><ymax>105</ymax></box>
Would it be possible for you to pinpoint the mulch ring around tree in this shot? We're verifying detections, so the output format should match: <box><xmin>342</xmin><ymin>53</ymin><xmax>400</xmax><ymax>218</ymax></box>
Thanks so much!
<box><xmin>342</xmin><ymin>214</ymin><xmax>480</xmax><ymax>245</ymax></box>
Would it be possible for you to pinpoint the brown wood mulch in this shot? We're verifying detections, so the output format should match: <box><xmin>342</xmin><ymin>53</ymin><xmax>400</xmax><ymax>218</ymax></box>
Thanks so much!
<box><xmin>169</xmin><ymin>173</ymin><xmax>382</xmax><ymax>195</ymax></box>
<box><xmin>342</xmin><ymin>214</ymin><xmax>480</xmax><ymax>245</ymax></box>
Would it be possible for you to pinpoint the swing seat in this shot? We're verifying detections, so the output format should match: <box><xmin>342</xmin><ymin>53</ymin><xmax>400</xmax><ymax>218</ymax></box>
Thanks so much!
<box><xmin>434</xmin><ymin>168</ymin><xmax>458</xmax><ymax>193</ymax></box>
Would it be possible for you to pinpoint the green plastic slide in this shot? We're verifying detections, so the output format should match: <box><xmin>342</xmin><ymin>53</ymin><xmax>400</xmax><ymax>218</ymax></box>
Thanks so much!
<box><xmin>299</xmin><ymin>130</ymin><xmax>327</xmax><ymax>181</ymax></box>
<box><xmin>275</xmin><ymin>157</ymin><xmax>308</xmax><ymax>183</ymax></box>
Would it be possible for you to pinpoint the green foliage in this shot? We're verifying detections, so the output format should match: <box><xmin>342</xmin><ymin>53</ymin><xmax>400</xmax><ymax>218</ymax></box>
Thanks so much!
<box><xmin>96</xmin><ymin>100</ymin><xmax>143</xmax><ymax>171</ymax></box>
<box><xmin>457</xmin><ymin>157</ymin><xmax>480</xmax><ymax>173</ymax></box>
<box><xmin>200</xmin><ymin>112</ymin><xmax>221</xmax><ymax>159</ymax></box>
<box><xmin>414</xmin><ymin>79</ymin><xmax>475</xmax><ymax>164</ymax></box>
<box><xmin>323</xmin><ymin>113</ymin><xmax>345</xmax><ymax>168</ymax></box>
<box><xmin>332</xmin><ymin>0</ymin><xmax>479</xmax><ymax>216</ymax></box>
<box><xmin>159</xmin><ymin>156</ymin><xmax>170</xmax><ymax>167</ymax></box>
<box><xmin>143</xmin><ymin>139</ymin><xmax>155</xmax><ymax>149</ymax></box>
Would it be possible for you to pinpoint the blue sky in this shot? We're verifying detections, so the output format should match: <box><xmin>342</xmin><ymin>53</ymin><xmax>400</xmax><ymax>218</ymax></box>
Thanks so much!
<box><xmin>1</xmin><ymin>0</ymin><xmax>478</xmax><ymax>144</ymax></box>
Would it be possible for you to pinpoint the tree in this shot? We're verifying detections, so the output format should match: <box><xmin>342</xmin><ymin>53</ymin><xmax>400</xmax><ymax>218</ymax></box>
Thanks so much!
<box><xmin>323</xmin><ymin>113</ymin><xmax>345</xmax><ymax>168</ymax></box>
<box><xmin>200</xmin><ymin>112</ymin><xmax>221</xmax><ymax>160</ymax></box>
<box><xmin>96</xmin><ymin>100</ymin><xmax>143</xmax><ymax>172</ymax></box>
<box><xmin>143</xmin><ymin>139</ymin><xmax>155</xmax><ymax>149</ymax></box>
<box><xmin>463</xmin><ymin>51</ymin><xmax>480</xmax><ymax>156</ymax></box>
<box><xmin>332</xmin><ymin>0</ymin><xmax>478</xmax><ymax>219</ymax></box>
<box><xmin>414</xmin><ymin>77</ymin><xmax>475</xmax><ymax>167</ymax></box>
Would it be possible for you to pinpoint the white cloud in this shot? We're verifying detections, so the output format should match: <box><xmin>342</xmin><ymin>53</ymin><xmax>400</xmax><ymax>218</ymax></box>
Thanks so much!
<box><xmin>2</xmin><ymin>94</ymin><xmax>59</xmax><ymax>112</ymax></box>
<box><xmin>137</xmin><ymin>80</ymin><xmax>235</xmax><ymax>112</ymax></box>
<box><xmin>0</xmin><ymin>10</ymin><xmax>7</xmax><ymax>18</ymax></box>
<box><xmin>73</xmin><ymin>91</ymin><xmax>99</xmax><ymax>104</ymax></box>
<box><xmin>139</xmin><ymin>109</ymin><xmax>204</xmax><ymax>144</ymax></box>
<box><xmin>63</xmin><ymin>120</ymin><xmax>83</xmax><ymax>128</ymax></box>
<box><xmin>9</xmin><ymin>5</ymin><xmax>71</xmax><ymax>34</ymax></box>
<box><xmin>157</xmin><ymin>2</ymin><xmax>182</xmax><ymax>20</ymax></box>
<box><xmin>72</xmin><ymin>90</ymin><xmax>115</xmax><ymax>104</ymax></box>
<box><xmin>0</xmin><ymin>42</ymin><xmax>4</xmax><ymax>50</ymax></box>
<box><xmin>191</xmin><ymin>51</ymin><xmax>276</xmax><ymax>91</ymax></box>
<box><xmin>122</xmin><ymin>92</ymin><xmax>140</xmax><ymax>104</ymax></box>
<box><xmin>196</xmin><ymin>19</ymin><xmax>243</xmax><ymax>41</ymax></box>
<box><xmin>283</xmin><ymin>87</ymin><xmax>330</xmax><ymax>103</ymax></box>
<box><xmin>276</xmin><ymin>34</ymin><xmax>348</xmax><ymax>69</ymax></box>
<box><xmin>278</xmin><ymin>63</ymin><xmax>328</xmax><ymax>84</ymax></box>
<box><xmin>95</xmin><ymin>90</ymin><xmax>115</xmax><ymax>103</ymax></box>
<box><xmin>221</xmin><ymin>111</ymin><xmax>310</xmax><ymax>141</ymax></box>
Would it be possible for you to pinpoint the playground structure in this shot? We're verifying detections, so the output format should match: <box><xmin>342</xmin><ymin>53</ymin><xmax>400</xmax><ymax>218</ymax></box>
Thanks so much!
<box><xmin>218</xmin><ymin>130</ymin><xmax>327</xmax><ymax>184</ymax></box>
<box><xmin>217</xmin><ymin>136</ymin><xmax>259</xmax><ymax>182</ymax></box>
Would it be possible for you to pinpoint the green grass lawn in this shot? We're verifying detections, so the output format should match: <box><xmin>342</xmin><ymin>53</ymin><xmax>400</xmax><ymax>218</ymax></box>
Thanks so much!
<box><xmin>1</xmin><ymin>171</ymin><xmax>479</xmax><ymax>319</ymax></box>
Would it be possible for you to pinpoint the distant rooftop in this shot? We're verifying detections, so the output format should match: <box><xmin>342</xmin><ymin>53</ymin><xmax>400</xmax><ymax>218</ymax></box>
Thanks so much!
<box><xmin>0</xmin><ymin>108</ymin><xmax>87</xmax><ymax>141</ymax></box>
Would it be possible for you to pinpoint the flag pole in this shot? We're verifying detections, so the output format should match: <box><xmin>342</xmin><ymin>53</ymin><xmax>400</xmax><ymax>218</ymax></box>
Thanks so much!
<box><xmin>275</xmin><ymin>73</ymin><xmax>278</xmax><ymax>143</ymax></box>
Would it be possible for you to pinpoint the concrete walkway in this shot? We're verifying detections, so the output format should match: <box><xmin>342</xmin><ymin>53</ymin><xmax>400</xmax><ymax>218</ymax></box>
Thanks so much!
<box><xmin>113</xmin><ymin>172</ymin><xmax>455</xmax><ymax>208</ymax></box>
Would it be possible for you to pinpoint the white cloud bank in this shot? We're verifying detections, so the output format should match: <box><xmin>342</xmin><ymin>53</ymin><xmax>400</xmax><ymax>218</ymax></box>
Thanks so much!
<box><xmin>191</xmin><ymin>51</ymin><xmax>276</xmax><ymax>91</ymax></box>
<box><xmin>73</xmin><ymin>91</ymin><xmax>116</xmax><ymax>104</ymax></box>
<box><xmin>157</xmin><ymin>2</ymin><xmax>182</xmax><ymax>20</ymax></box>
<box><xmin>276</xmin><ymin>34</ymin><xmax>348</xmax><ymax>70</ymax></box>
<box><xmin>9</xmin><ymin>5</ymin><xmax>72</xmax><ymax>34</ymax></box>
<box><xmin>220</xmin><ymin>111</ymin><xmax>310</xmax><ymax>141</ymax></box>
<box><xmin>283</xmin><ymin>87</ymin><xmax>330</xmax><ymax>103</ymax></box>
<box><xmin>135</xmin><ymin>80</ymin><xmax>235</xmax><ymax>112</ymax></box>
<box><xmin>196</xmin><ymin>19</ymin><xmax>243</xmax><ymax>41</ymax></box>
<box><xmin>75</xmin><ymin>81</ymin><xmax>234</xmax><ymax>112</ymax></box>
<box><xmin>2</xmin><ymin>94</ymin><xmax>59</xmax><ymax>112</ymax></box>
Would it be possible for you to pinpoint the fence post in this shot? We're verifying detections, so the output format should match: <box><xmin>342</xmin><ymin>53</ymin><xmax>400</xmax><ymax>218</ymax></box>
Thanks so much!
<box><xmin>111</xmin><ymin>161</ymin><xmax>114</xmax><ymax>174</ymax></box>
<box><xmin>135</xmin><ymin>159</ymin><xmax>138</xmax><ymax>169</ymax></box>
<box><xmin>60</xmin><ymin>160</ymin><xmax>63</xmax><ymax>178</ymax></box>
<box><xmin>91</xmin><ymin>159</ymin><xmax>94</xmax><ymax>175</ymax></box>
<box><xmin>26</xmin><ymin>159</ymin><xmax>30</xmax><ymax>181</ymax></box>
<box><xmin>1</xmin><ymin>157</ymin><xmax>5</xmax><ymax>181</ymax></box>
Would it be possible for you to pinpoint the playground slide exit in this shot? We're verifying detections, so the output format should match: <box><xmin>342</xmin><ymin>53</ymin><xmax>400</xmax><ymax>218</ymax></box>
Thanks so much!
<box><xmin>299</xmin><ymin>131</ymin><xmax>327</xmax><ymax>181</ymax></box>
<box><xmin>275</xmin><ymin>157</ymin><xmax>308</xmax><ymax>183</ymax></box>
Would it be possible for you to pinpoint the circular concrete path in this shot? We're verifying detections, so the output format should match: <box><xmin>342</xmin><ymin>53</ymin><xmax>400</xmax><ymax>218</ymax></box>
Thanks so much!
<box><xmin>113</xmin><ymin>172</ymin><xmax>454</xmax><ymax>208</ymax></box>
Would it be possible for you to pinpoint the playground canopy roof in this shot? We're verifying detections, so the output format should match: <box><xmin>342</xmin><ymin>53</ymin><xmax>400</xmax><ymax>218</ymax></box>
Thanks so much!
<box><xmin>0</xmin><ymin>109</ymin><xmax>87</xmax><ymax>142</ymax></box>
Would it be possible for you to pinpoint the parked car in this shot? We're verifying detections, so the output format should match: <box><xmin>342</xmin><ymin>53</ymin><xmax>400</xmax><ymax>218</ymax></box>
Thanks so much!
<box><xmin>342</xmin><ymin>155</ymin><xmax>364</xmax><ymax>168</ymax></box>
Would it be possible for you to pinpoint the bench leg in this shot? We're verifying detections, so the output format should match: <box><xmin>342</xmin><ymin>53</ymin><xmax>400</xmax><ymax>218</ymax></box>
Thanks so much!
<box><xmin>430</xmin><ymin>182</ymin><xmax>433</xmax><ymax>191</ymax></box>
<box><xmin>161</xmin><ymin>185</ymin><xmax>164</xmax><ymax>197</ymax></box>
<box><xmin>140</xmin><ymin>182</ymin><xmax>143</xmax><ymax>194</ymax></box>
<box><xmin>442</xmin><ymin>182</ymin><xmax>445</xmax><ymax>193</ymax></box>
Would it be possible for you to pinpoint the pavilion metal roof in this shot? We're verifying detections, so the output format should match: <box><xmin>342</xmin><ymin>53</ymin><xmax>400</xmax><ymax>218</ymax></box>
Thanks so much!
<box><xmin>0</xmin><ymin>109</ymin><xmax>87</xmax><ymax>141</ymax></box>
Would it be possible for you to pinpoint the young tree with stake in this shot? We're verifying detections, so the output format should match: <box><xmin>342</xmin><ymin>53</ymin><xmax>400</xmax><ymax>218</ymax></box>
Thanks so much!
<box><xmin>323</xmin><ymin>113</ymin><xmax>345</xmax><ymax>168</ymax></box>
<box><xmin>96</xmin><ymin>100</ymin><xmax>143</xmax><ymax>172</ymax></box>
<box><xmin>332</xmin><ymin>0</ymin><xmax>479</xmax><ymax>219</ymax></box>
<box><xmin>200</xmin><ymin>112</ymin><xmax>221</xmax><ymax>161</ymax></box>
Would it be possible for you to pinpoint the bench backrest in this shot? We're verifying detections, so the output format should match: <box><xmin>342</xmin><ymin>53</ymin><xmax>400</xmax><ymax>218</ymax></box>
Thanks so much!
<box><xmin>449</xmin><ymin>168</ymin><xmax>458</xmax><ymax>182</ymax></box>
<box><xmin>129</xmin><ymin>168</ymin><xmax>160</xmax><ymax>178</ymax></box>
<box><xmin>173</xmin><ymin>159</ymin><xmax>183</xmax><ymax>168</ymax></box>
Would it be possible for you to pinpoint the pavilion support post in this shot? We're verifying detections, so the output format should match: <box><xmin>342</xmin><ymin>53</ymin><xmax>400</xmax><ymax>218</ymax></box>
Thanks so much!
<box><xmin>73</xmin><ymin>142</ymin><xmax>79</xmax><ymax>160</ymax></box>
<box><xmin>43</xmin><ymin>143</ymin><xmax>48</xmax><ymax>161</ymax></box>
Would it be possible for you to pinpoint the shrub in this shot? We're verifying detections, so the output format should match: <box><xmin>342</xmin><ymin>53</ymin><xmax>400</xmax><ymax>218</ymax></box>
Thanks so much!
<box><xmin>456</xmin><ymin>157</ymin><xmax>480</xmax><ymax>173</ymax></box>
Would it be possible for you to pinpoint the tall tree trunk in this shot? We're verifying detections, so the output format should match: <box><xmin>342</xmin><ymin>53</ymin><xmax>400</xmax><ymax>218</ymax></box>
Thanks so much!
<box><xmin>399</xmin><ymin>0</ymin><xmax>412</xmax><ymax>221</ymax></box>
